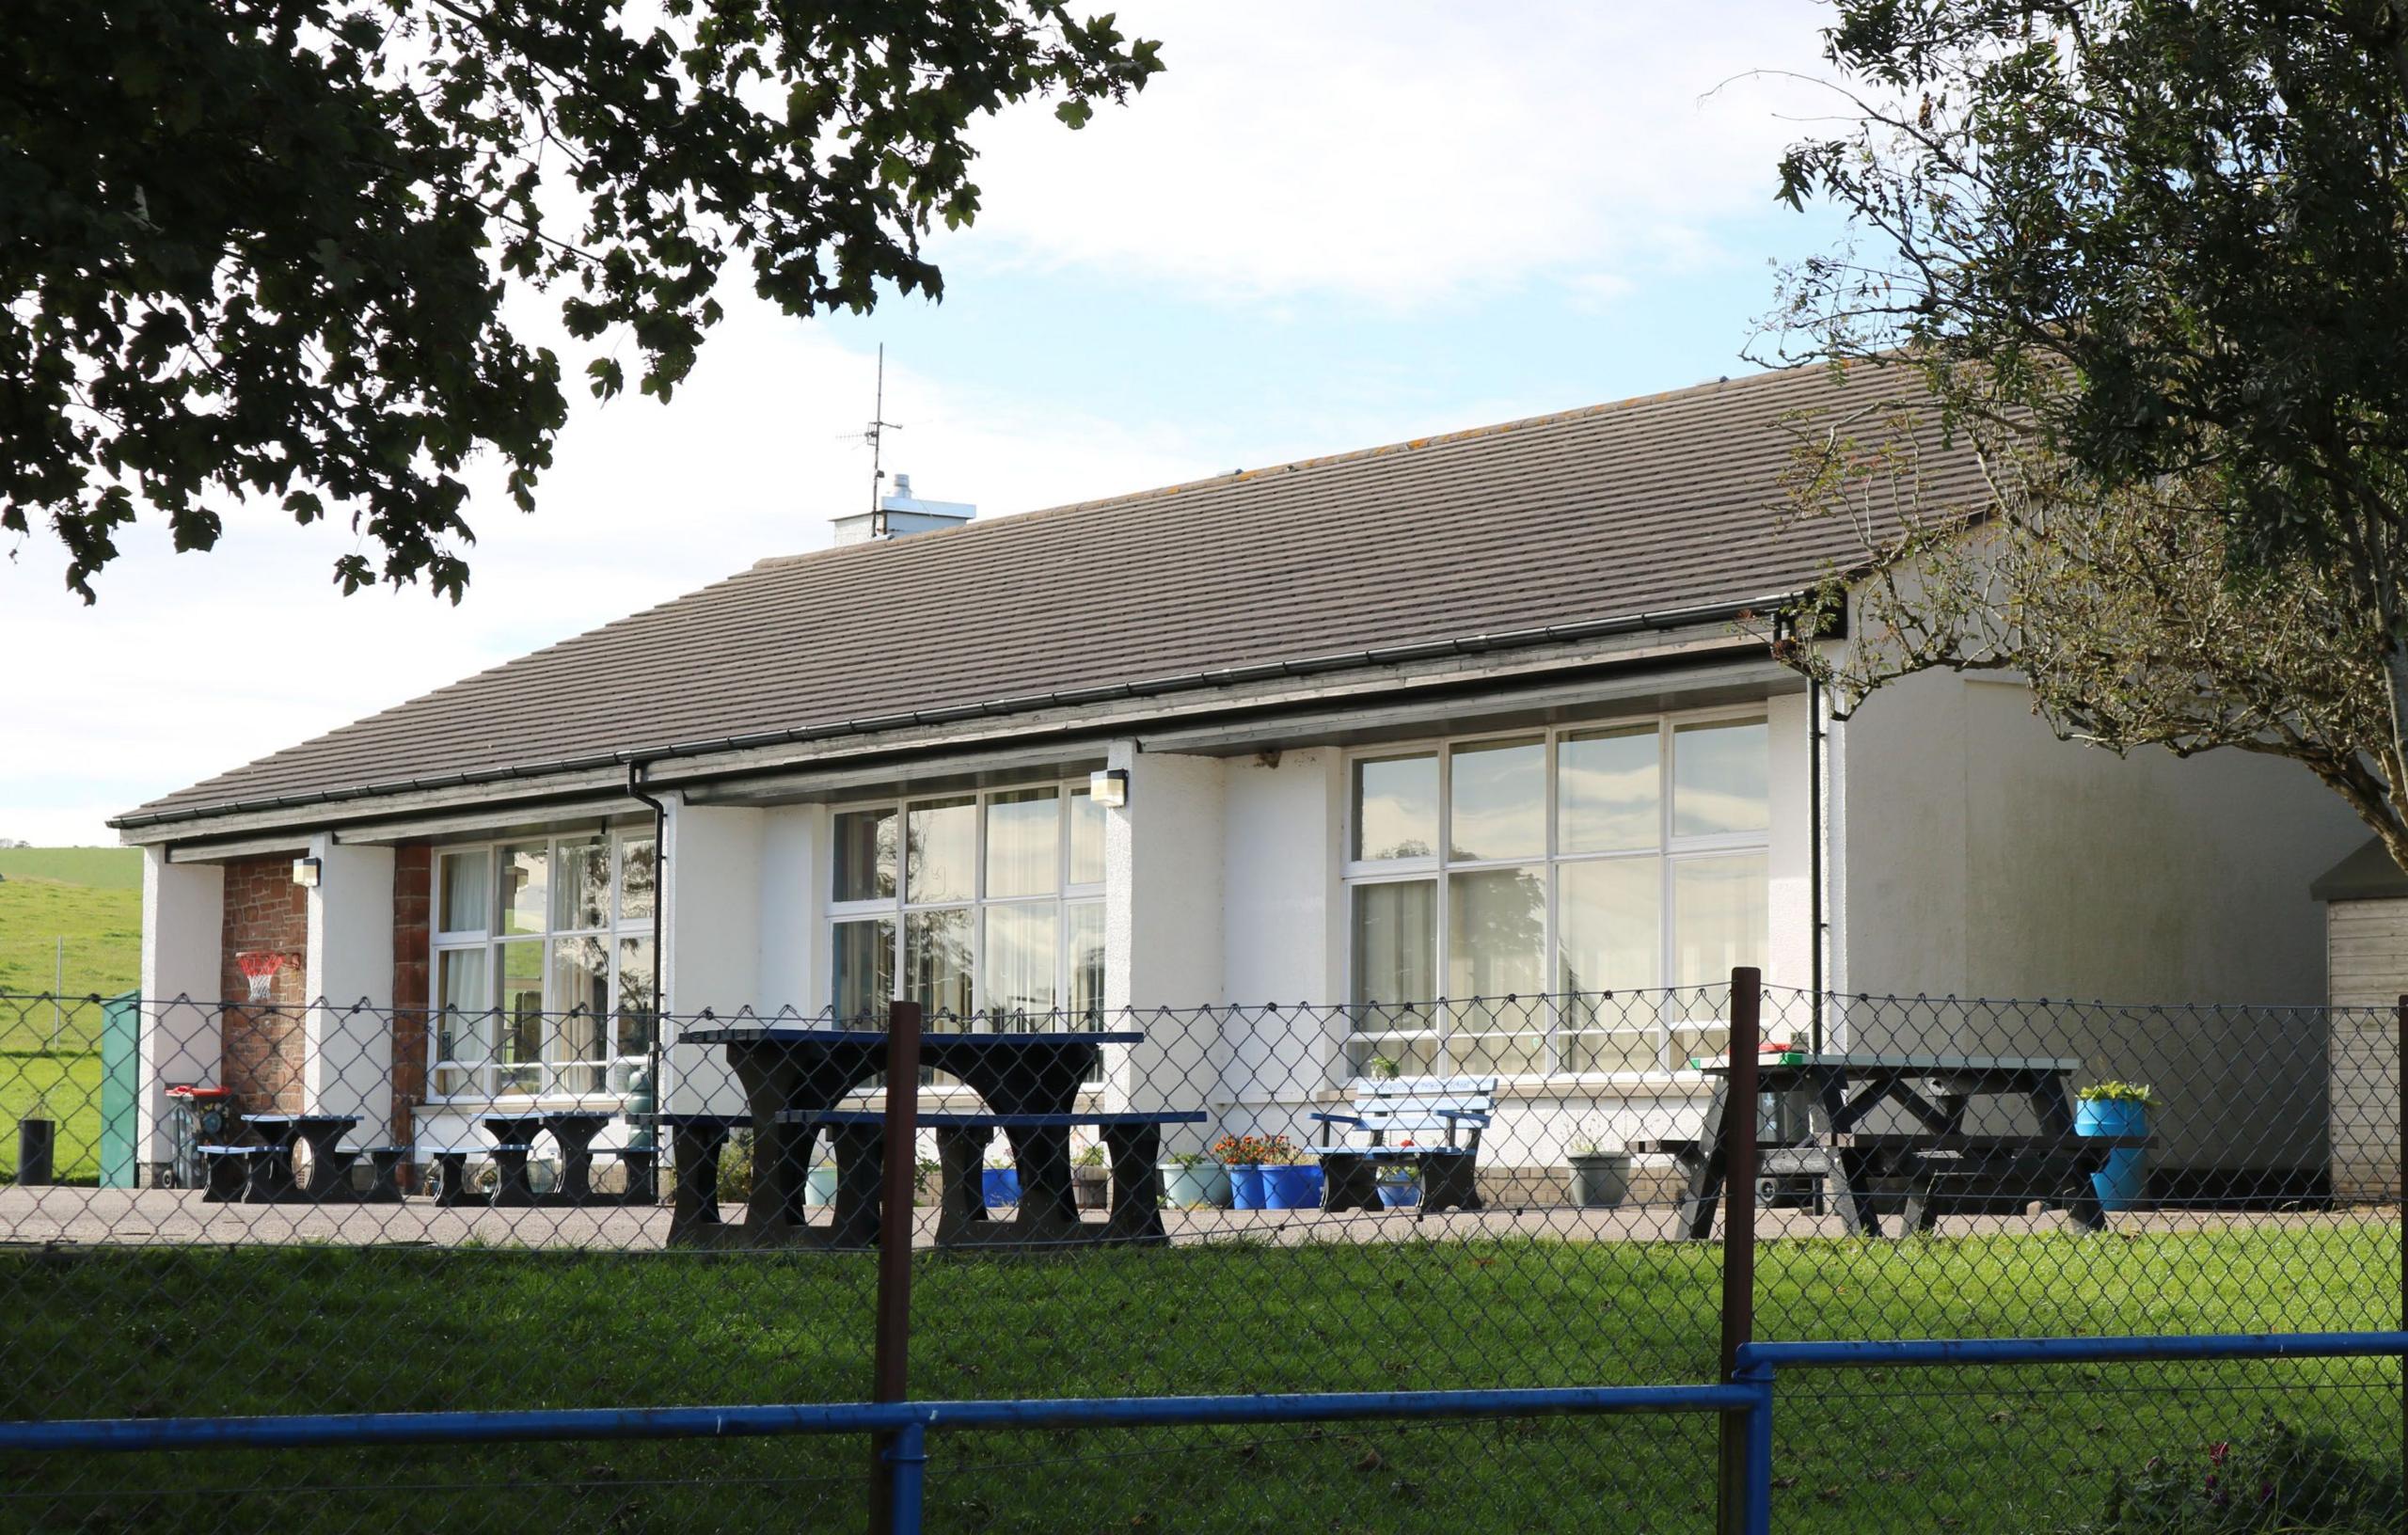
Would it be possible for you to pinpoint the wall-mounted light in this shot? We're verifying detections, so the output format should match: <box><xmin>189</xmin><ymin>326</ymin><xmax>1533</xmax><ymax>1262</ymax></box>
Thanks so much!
<box><xmin>1088</xmin><ymin>768</ymin><xmax>1130</xmax><ymax>809</ymax></box>
<box><xmin>291</xmin><ymin>856</ymin><xmax>323</xmax><ymax>889</ymax></box>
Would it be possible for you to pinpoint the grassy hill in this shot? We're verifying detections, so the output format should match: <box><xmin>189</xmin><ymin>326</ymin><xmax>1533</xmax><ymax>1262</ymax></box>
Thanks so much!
<box><xmin>0</xmin><ymin>847</ymin><xmax>142</xmax><ymax>1001</ymax></box>
<box><xmin>0</xmin><ymin>846</ymin><xmax>141</xmax><ymax>891</ymax></box>
<box><xmin>0</xmin><ymin>848</ymin><xmax>139</xmax><ymax>1181</ymax></box>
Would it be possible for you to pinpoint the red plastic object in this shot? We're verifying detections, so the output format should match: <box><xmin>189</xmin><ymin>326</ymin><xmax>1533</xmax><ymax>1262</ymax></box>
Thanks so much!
<box><xmin>165</xmin><ymin>1084</ymin><xmax>233</xmax><ymax>1100</ymax></box>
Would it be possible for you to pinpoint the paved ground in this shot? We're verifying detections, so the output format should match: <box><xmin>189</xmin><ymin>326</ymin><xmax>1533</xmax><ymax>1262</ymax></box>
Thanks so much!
<box><xmin>0</xmin><ymin>1185</ymin><xmax>2389</xmax><ymax>1251</ymax></box>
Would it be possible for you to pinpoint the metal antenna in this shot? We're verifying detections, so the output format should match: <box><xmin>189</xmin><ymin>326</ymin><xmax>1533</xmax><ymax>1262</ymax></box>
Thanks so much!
<box><xmin>862</xmin><ymin>343</ymin><xmax>901</xmax><ymax>537</ymax></box>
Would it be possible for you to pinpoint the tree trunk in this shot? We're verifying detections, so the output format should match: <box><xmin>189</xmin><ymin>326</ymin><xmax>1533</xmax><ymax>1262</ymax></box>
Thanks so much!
<box><xmin>2378</xmin><ymin>646</ymin><xmax>2408</xmax><ymax>875</ymax></box>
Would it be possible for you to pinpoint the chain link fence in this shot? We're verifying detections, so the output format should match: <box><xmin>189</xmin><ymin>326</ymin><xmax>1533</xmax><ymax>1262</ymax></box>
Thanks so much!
<box><xmin>0</xmin><ymin>980</ymin><xmax>2397</xmax><ymax>1531</ymax></box>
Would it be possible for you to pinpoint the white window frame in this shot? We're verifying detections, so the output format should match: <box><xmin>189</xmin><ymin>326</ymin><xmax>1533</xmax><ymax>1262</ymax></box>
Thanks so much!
<box><xmin>425</xmin><ymin>827</ymin><xmax>657</xmax><ymax>1104</ymax></box>
<box><xmin>824</xmin><ymin>781</ymin><xmax>1107</xmax><ymax>1032</ymax></box>
<box><xmin>1340</xmin><ymin>706</ymin><xmax>1771</xmax><ymax>1083</ymax></box>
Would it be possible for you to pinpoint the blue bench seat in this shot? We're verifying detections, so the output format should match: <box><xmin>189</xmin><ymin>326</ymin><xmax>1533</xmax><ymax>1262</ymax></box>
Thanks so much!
<box><xmin>1310</xmin><ymin>1076</ymin><xmax>1497</xmax><ymax>1212</ymax></box>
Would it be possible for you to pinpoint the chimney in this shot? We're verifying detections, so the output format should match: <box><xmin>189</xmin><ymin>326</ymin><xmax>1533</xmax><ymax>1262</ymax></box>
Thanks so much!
<box><xmin>830</xmin><ymin>473</ymin><xmax>975</xmax><ymax>546</ymax></box>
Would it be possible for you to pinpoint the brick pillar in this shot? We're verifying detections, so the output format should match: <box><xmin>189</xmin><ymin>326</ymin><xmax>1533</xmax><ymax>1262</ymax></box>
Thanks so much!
<box><xmin>391</xmin><ymin>846</ymin><xmax>431</xmax><ymax>1163</ymax></box>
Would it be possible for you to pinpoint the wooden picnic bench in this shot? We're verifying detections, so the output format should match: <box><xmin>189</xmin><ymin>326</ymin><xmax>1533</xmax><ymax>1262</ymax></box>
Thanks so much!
<box><xmin>1309</xmin><ymin>1076</ymin><xmax>1496</xmax><ymax>1213</ymax></box>
<box><xmin>1657</xmin><ymin>1052</ymin><xmax>2151</xmax><ymax>1239</ymax></box>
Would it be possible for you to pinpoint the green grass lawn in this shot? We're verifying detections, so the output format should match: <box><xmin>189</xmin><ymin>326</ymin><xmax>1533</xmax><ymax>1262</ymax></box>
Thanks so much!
<box><xmin>0</xmin><ymin>1051</ymin><xmax>102</xmax><ymax>1183</ymax></box>
<box><xmin>0</xmin><ymin>1226</ymin><xmax>2396</xmax><ymax>1533</ymax></box>
<box><xmin>0</xmin><ymin>847</ymin><xmax>141</xmax><ymax>892</ymax></box>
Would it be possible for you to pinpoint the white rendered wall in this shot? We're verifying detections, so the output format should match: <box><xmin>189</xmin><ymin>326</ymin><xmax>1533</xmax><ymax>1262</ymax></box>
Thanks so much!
<box><xmin>660</xmin><ymin>799</ymin><xmax>764</xmax><ymax>1112</ymax></box>
<box><xmin>755</xmin><ymin>804</ymin><xmax>824</xmax><ymax>1014</ymax></box>
<box><xmin>1765</xmin><ymin>691</ymin><xmax>1814</xmax><ymax>991</ymax></box>
<box><xmin>304</xmin><ymin>833</ymin><xmax>396</xmax><ymax>1141</ymax></box>
<box><xmin>136</xmin><ymin>849</ymin><xmax>225</xmax><ymax>1175</ymax></box>
<box><xmin>1832</xmin><ymin>669</ymin><xmax>2368</xmax><ymax>1170</ymax></box>
<box><xmin>1218</xmin><ymin>749</ymin><xmax>1347</xmax><ymax>1115</ymax></box>
<box><xmin>1103</xmin><ymin>745</ymin><xmax>1227</xmax><ymax>1135</ymax></box>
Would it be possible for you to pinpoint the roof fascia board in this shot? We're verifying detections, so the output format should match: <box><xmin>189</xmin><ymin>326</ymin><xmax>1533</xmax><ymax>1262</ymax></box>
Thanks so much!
<box><xmin>162</xmin><ymin>833</ymin><xmax>314</xmax><ymax>864</ymax></box>
<box><xmin>328</xmin><ymin>797</ymin><xmax>650</xmax><ymax>847</ymax></box>
<box><xmin>1132</xmin><ymin>656</ymin><xmax>1798</xmax><ymax>757</ymax></box>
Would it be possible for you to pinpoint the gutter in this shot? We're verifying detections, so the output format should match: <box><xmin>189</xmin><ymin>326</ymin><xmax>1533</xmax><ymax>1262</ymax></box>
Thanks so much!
<box><xmin>112</xmin><ymin>591</ymin><xmax>1804</xmax><ymax>833</ymax></box>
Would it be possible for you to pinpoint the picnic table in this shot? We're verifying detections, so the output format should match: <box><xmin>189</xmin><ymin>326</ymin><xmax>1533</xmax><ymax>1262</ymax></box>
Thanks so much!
<box><xmin>245</xmin><ymin>1114</ymin><xmax>359</xmax><ymax>1200</ymax></box>
<box><xmin>1645</xmin><ymin>1052</ymin><xmax>2148</xmax><ymax>1240</ymax></box>
<box><xmin>678</xmin><ymin>1024</ymin><xmax>1192</xmax><ymax>1249</ymax></box>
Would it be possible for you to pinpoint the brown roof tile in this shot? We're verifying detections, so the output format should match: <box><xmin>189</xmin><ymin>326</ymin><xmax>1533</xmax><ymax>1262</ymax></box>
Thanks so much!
<box><xmin>121</xmin><ymin>363</ymin><xmax>1973</xmax><ymax>826</ymax></box>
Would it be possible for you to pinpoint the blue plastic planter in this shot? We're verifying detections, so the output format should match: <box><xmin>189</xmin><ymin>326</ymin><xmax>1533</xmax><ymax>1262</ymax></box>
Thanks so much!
<box><xmin>1262</xmin><ymin>1164</ymin><xmax>1323</xmax><ymax>1211</ymax></box>
<box><xmin>1377</xmin><ymin>1178</ymin><xmax>1419</xmax><ymax>1210</ymax></box>
<box><xmin>981</xmin><ymin>1168</ymin><xmax>1021</xmax><ymax>1209</ymax></box>
<box><xmin>1228</xmin><ymin>1164</ymin><xmax>1268</xmax><ymax>1211</ymax></box>
<box><xmin>2077</xmin><ymin>1098</ymin><xmax>2149</xmax><ymax>1211</ymax></box>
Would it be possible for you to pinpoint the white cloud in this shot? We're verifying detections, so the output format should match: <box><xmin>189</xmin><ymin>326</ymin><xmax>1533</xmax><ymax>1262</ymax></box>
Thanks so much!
<box><xmin>954</xmin><ymin>0</ymin><xmax>1832</xmax><ymax>306</ymax></box>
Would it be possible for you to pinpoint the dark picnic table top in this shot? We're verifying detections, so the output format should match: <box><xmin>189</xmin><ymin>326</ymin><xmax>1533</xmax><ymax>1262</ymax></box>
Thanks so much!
<box><xmin>681</xmin><ymin>1025</ymin><xmax>1144</xmax><ymax>1048</ymax></box>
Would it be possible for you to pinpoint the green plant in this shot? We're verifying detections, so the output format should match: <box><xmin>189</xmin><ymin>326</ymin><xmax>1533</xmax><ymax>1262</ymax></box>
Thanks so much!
<box><xmin>715</xmin><ymin>1129</ymin><xmax>755</xmax><ymax>1203</ymax></box>
<box><xmin>2080</xmin><ymin>1082</ymin><xmax>2156</xmax><ymax>1106</ymax></box>
<box><xmin>2081</xmin><ymin>1414</ymin><xmax>2403</xmax><ymax>1532</ymax></box>
<box><xmin>1074</xmin><ymin>1144</ymin><xmax>1105</xmax><ymax>1168</ymax></box>
<box><xmin>1164</xmin><ymin>1150</ymin><xmax>1210</xmax><ymax>1169</ymax></box>
<box><xmin>1369</xmin><ymin>1053</ymin><xmax>1402</xmax><ymax>1081</ymax></box>
<box><xmin>1211</xmin><ymin>1132</ymin><xmax>1299</xmax><ymax>1166</ymax></box>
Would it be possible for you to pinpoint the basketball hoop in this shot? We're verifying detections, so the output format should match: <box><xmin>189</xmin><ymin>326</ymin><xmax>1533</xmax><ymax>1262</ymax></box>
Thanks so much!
<box><xmin>236</xmin><ymin>951</ymin><xmax>292</xmax><ymax>1004</ymax></box>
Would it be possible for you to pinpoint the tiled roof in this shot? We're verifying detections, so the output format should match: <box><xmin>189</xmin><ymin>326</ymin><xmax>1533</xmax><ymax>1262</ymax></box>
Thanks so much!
<box><xmin>121</xmin><ymin>362</ymin><xmax>1976</xmax><ymax>827</ymax></box>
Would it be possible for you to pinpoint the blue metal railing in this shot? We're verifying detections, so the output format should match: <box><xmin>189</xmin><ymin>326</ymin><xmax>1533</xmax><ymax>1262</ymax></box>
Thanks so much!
<box><xmin>1734</xmin><ymin>1330</ymin><xmax>2408</xmax><ymax>1535</ymax></box>
<box><xmin>0</xmin><ymin>1382</ymin><xmax>1762</xmax><ymax>1534</ymax></box>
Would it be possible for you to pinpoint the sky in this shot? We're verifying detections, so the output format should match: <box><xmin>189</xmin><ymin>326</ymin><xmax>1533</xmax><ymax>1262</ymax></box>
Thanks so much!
<box><xmin>0</xmin><ymin>1</ymin><xmax>1848</xmax><ymax>847</ymax></box>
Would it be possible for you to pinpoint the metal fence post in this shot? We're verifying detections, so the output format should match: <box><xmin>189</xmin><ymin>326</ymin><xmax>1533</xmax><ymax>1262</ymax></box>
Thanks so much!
<box><xmin>869</xmin><ymin>999</ymin><xmax>925</xmax><ymax>1534</ymax></box>
<box><xmin>885</xmin><ymin>1417</ymin><xmax>927</xmax><ymax>1535</ymax></box>
<box><xmin>1717</xmin><ymin>966</ymin><xmax>1762</xmax><ymax>1535</ymax></box>
<box><xmin>2397</xmin><ymin>993</ymin><xmax>2405</xmax><ymax>1506</ymax></box>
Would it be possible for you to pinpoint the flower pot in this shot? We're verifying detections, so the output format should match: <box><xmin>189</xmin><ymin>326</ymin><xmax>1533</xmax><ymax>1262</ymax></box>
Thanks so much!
<box><xmin>1376</xmin><ymin>1178</ymin><xmax>1419</xmax><ymax>1210</ymax></box>
<box><xmin>1161</xmin><ymin>1160</ymin><xmax>1229</xmax><ymax>1209</ymax></box>
<box><xmin>1228</xmin><ymin>1163</ymin><xmax>1268</xmax><ymax>1211</ymax></box>
<box><xmin>1568</xmin><ymin>1151</ymin><xmax>1631</xmax><ymax>1211</ymax></box>
<box><xmin>803</xmin><ymin>1165</ymin><xmax>839</xmax><ymax>1208</ymax></box>
<box><xmin>1262</xmin><ymin>1163</ymin><xmax>1323</xmax><ymax>1210</ymax></box>
<box><xmin>981</xmin><ymin>1167</ymin><xmax>1022</xmax><ymax>1209</ymax></box>
<box><xmin>1071</xmin><ymin>1165</ymin><xmax>1109</xmax><ymax>1211</ymax></box>
<box><xmin>2077</xmin><ymin>1099</ymin><xmax>2149</xmax><ymax>1212</ymax></box>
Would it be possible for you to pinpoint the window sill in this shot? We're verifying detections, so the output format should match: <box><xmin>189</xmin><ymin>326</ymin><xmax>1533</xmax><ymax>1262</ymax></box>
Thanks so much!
<box><xmin>416</xmin><ymin>1094</ymin><xmax>629</xmax><ymax>1115</ymax></box>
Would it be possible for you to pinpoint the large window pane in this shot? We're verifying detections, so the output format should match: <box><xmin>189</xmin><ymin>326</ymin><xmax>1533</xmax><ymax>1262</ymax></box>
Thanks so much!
<box><xmin>906</xmin><ymin>909</ymin><xmax>974</xmax><ymax>1022</ymax></box>
<box><xmin>1558</xmin><ymin>858</ymin><xmax>1659</xmax><ymax>993</ymax></box>
<box><xmin>1560</xmin><ymin>727</ymin><xmax>1660</xmax><ymax>853</ymax></box>
<box><xmin>497</xmin><ymin>940</ymin><xmax>545</xmax><ymax>1096</ymax></box>
<box><xmin>1448</xmin><ymin>738</ymin><xmax>1544</xmax><ymax>861</ymax></box>
<box><xmin>434</xmin><ymin>948</ymin><xmax>489</xmax><ymax>1096</ymax></box>
<box><xmin>438</xmin><ymin>851</ymin><xmax>489</xmax><ymax>936</ymax></box>
<box><xmin>1068</xmin><ymin>902</ymin><xmax>1104</xmax><ymax>1025</ymax></box>
<box><xmin>985</xmin><ymin>788</ymin><xmax>1060</xmax><ymax>898</ymax></box>
<box><xmin>614</xmin><ymin>937</ymin><xmax>657</xmax><ymax>1064</ymax></box>
<box><xmin>553</xmin><ymin>834</ymin><xmax>610</xmax><ymax>931</ymax></box>
<box><xmin>1353</xmin><ymin>754</ymin><xmax>1437</xmax><ymax>862</ymax></box>
<box><xmin>619</xmin><ymin>836</ymin><xmax>657</xmax><ymax>921</ymax></box>
<box><xmin>832</xmin><ymin>919</ymin><xmax>895</xmax><ymax>1025</ymax></box>
<box><xmin>832</xmin><ymin>809</ymin><xmax>898</xmax><ymax>902</ymax></box>
<box><xmin>1447</xmin><ymin>865</ymin><xmax>1545</xmax><ymax>1075</ymax></box>
<box><xmin>1672</xmin><ymin>720</ymin><xmax>1769</xmax><ymax>838</ymax></box>
<box><xmin>550</xmin><ymin>935</ymin><xmax>610</xmax><ymax>1094</ymax></box>
<box><xmin>1560</xmin><ymin>857</ymin><xmax>1662</xmax><ymax>1074</ymax></box>
<box><xmin>1068</xmin><ymin>788</ymin><xmax>1106</xmax><ymax>887</ymax></box>
<box><xmin>1349</xmin><ymin>881</ymin><xmax>1436</xmax><ymax>1075</ymax></box>
<box><xmin>1671</xmin><ymin>852</ymin><xmax>1767</xmax><ymax>985</ymax></box>
<box><xmin>982</xmin><ymin>903</ymin><xmax>1060</xmax><ymax>1022</ymax></box>
<box><xmin>907</xmin><ymin>799</ymin><xmax>977</xmax><ymax>904</ymax></box>
<box><xmin>1352</xmin><ymin>881</ymin><xmax>1435</xmax><ymax>1005</ymax></box>
<box><xmin>499</xmin><ymin>843</ymin><xmax>548</xmax><ymax>937</ymax></box>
